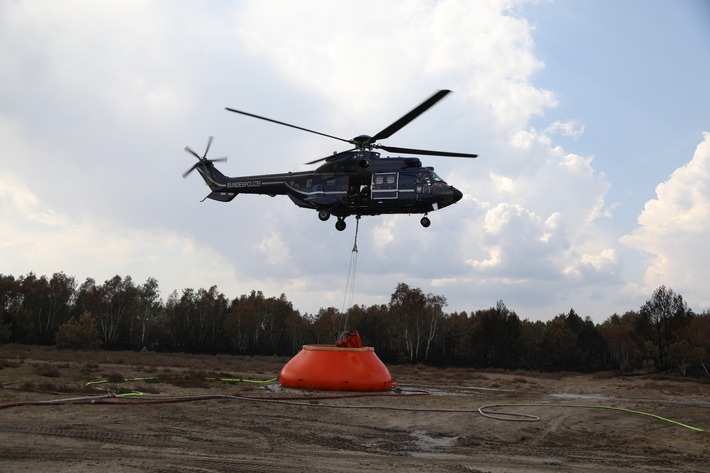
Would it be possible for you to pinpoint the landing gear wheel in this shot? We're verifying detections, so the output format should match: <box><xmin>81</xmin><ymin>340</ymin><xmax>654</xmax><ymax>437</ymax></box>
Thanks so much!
<box><xmin>420</xmin><ymin>216</ymin><xmax>431</xmax><ymax>228</ymax></box>
<box><xmin>335</xmin><ymin>218</ymin><xmax>347</xmax><ymax>231</ymax></box>
<box><xmin>318</xmin><ymin>210</ymin><xmax>330</xmax><ymax>221</ymax></box>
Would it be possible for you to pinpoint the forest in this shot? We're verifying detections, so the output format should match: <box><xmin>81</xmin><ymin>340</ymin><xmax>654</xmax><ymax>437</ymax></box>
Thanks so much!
<box><xmin>1</xmin><ymin>271</ymin><xmax>709</xmax><ymax>378</ymax></box>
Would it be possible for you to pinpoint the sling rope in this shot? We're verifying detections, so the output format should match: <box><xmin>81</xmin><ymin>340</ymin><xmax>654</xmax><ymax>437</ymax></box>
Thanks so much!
<box><xmin>341</xmin><ymin>216</ymin><xmax>360</xmax><ymax>331</ymax></box>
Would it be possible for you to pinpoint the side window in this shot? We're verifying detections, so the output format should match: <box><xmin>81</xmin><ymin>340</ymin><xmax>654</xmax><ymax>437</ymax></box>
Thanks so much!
<box><xmin>372</xmin><ymin>173</ymin><xmax>397</xmax><ymax>190</ymax></box>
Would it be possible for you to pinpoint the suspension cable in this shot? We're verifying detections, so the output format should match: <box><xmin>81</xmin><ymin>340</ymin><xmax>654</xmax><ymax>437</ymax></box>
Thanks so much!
<box><xmin>341</xmin><ymin>216</ymin><xmax>360</xmax><ymax>331</ymax></box>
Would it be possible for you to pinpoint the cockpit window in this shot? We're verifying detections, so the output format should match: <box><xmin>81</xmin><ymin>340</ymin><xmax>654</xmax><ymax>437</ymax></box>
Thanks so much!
<box><xmin>431</xmin><ymin>172</ymin><xmax>445</xmax><ymax>183</ymax></box>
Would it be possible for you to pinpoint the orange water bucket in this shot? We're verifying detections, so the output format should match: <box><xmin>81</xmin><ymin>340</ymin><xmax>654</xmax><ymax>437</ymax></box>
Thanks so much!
<box><xmin>279</xmin><ymin>344</ymin><xmax>392</xmax><ymax>391</ymax></box>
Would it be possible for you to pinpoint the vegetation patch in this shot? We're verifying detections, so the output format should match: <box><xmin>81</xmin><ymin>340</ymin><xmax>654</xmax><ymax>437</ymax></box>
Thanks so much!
<box><xmin>103</xmin><ymin>372</ymin><xmax>125</xmax><ymax>383</ymax></box>
<box><xmin>34</xmin><ymin>364</ymin><xmax>62</xmax><ymax>378</ymax></box>
<box><xmin>4</xmin><ymin>274</ymin><xmax>710</xmax><ymax>376</ymax></box>
<box><xmin>0</xmin><ymin>359</ymin><xmax>21</xmax><ymax>369</ymax></box>
<box><xmin>162</xmin><ymin>371</ymin><xmax>211</xmax><ymax>389</ymax></box>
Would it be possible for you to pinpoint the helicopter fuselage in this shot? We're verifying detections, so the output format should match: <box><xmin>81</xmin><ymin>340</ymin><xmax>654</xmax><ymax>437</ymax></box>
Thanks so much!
<box><xmin>195</xmin><ymin>151</ymin><xmax>463</xmax><ymax>230</ymax></box>
<box><xmin>184</xmin><ymin>90</ymin><xmax>475</xmax><ymax>231</ymax></box>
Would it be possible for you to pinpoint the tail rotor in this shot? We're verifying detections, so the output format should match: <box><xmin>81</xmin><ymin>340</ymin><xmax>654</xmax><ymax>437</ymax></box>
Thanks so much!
<box><xmin>183</xmin><ymin>136</ymin><xmax>228</xmax><ymax>178</ymax></box>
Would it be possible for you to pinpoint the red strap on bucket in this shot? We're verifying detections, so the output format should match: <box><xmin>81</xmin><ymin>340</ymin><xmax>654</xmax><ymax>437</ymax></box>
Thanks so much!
<box><xmin>336</xmin><ymin>331</ymin><xmax>363</xmax><ymax>348</ymax></box>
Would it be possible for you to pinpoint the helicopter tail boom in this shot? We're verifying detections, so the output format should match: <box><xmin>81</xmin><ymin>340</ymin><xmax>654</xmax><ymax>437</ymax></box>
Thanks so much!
<box><xmin>203</xmin><ymin>190</ymin><xmax>237</xmax><ymax>202</ymax></box>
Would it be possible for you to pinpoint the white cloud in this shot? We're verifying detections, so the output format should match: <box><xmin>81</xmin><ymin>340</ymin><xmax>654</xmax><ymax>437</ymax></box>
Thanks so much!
<box><xmin>443</xmin><ymin>113</ymin><xmax>622</xmax><ymax>318</ymax></box>
<box><xmin>257</xmin><ymin>232</ymin><xmax>291</xmax><ymax>266</ymax></box>
<box><xmin>372</xmin><ymin>219</ymin><xmax>397</xmax><ymax>252</ymax></box>
<box><xmin>621</xmin><ymin>132</ymin><xmax>710</xmax><ymax>310</ymax></box>
<box><xmin>231</xmin><ymin>0</ymin><xmax>555</xmax><ymax>134</ymax></box>
<box><xmin>4</xmin><ymin>0</ymin><xmax>699</xmax><ymax>322</ymax></box>
<box><xmin>545</xmin><ymin>120</ymin><xmax>585</xmax><ymax>138</ymax></box>
<box><xmin>465</xmin><ymin>202</ymin><xmax>568</xmax><ymax>278</ymax></box>
<box><xmin>0</xmin><ymin>1</ymin><xmax>194</xmax><ymax>125</ymax></box>
<box><xmin>211</xmin><ymin>0</ymin><xmax>620</xmax><ymax>318</ymax></box>
<box><xmin>563</xmin><ymin>248</ymin><xmax>620</xmax><ymax>279</ymax></box>
<box><xmin>0</xmin><ymin>169</ymin><xmax>242</xmax><ymax>299</ymax></box>
<box><xmin>0</xmin><ymin>174</ymin><xmax>64</xmax><ymax>226</ymax></box>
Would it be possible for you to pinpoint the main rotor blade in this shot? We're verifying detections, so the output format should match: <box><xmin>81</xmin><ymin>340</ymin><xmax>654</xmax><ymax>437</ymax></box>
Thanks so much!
<box><xmin>377</xmin><ymin>144</ymin><xmax>478</xmax><ymax>158</ymax></box>
<box><xmin>371</xmin><ymin>89</ymin><xmax>451</xmax><ymax>142</ymax></box>
<box><xmin>225</xmin><ymin>107</ymin><xmax>351</xmax><ymax>144</ymax></box>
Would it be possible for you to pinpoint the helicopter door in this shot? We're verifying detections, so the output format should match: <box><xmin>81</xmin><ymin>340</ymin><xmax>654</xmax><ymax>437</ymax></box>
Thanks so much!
<box><xmin>371</xmin><ymin>172</ymin><xmax>398</xmax><ymax>199</ymax></box>
<box><xmin>348</xmin><ymin>176</ymin><xmax>370</xmax><ymax>201</ymax></box>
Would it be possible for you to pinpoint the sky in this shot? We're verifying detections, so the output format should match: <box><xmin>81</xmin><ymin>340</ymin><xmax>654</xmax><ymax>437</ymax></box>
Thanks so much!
<box><xmin>1</xmin><ymin>0</ymin><xmax>709</xmax><ymax>323</ymax></box>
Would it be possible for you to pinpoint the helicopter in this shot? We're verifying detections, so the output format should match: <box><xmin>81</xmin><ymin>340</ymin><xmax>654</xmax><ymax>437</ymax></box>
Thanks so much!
<box><xmin>183</xmin><ymin>89</ymin><xmax>477</xmax><ymax>231</ymax></box>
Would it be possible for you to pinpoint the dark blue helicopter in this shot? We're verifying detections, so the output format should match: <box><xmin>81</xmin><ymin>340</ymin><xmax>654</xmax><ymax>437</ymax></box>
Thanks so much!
<box><xmin>183</xmin><ymin>90</ymin><xmax>477</xmax><ymax>231</ymax></box>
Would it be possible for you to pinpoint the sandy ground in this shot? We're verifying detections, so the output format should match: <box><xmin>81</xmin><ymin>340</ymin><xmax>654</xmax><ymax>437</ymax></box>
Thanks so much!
<box><xmin>0</xmin><ymin>347</ymin><xmax>708</xmax><ymax>472</ymax></box>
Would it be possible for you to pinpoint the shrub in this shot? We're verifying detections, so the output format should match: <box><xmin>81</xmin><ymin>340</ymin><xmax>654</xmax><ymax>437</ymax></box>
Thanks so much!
<box><xmin>0</xmin><ymin>320</ymin><xmax>10</xmax><ymax>344</ymax></box>
<box><xmin>56</xmin><ymin>312</ymin><xmax>100</xmax><ymax>350</ymax></box>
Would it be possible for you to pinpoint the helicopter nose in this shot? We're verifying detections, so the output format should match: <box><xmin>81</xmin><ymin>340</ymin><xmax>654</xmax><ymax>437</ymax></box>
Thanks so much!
<box><xmin>439</xmin><ymin>187</ymin><xmax>463</xmax><ymax>208</ymax></box>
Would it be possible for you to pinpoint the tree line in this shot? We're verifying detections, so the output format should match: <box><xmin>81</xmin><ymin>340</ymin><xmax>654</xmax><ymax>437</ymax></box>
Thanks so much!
<box><xmin>1</xmin><ymin>272</ymin><xmax>709</xmax><ymax>377</ymax></box>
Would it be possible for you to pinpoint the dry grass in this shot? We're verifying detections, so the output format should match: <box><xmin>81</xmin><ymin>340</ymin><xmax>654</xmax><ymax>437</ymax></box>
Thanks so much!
<box><xmin>0</xmin><ymin>344</ymin><xmax>288</xmax><ymax>372</ymax></box>
<box><xmin>1</xmin><ymin>344</ymin><xmax>705</xmax><ymax>398</ymax></box>
<box><xmin>0</xmin><ymin>344</ymin><xmax>284</xmax><ymax>397</ymax></box>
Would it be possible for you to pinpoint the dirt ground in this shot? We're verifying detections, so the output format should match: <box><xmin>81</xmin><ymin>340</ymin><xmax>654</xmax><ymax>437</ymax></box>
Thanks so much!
<box><xmin>0</xmin><ymin>346</ymin><xmax>708</xmax><ymax>472</ymax></box>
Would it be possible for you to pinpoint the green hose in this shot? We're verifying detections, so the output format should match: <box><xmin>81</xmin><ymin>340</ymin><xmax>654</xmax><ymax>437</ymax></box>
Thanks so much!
<box><xmin>82</xmin><ymin>377</ymin><xmax>706</xmax><ymax>432</ymax></box>
<box><xmin>85</xmin><ymin>375</ymin><xmax>278</xmax><ymax>388</ymax></box>
<box><xmin>479</xmin><ymin>403</ymin><xmax>705</xmax><ymax>432</ymax></box>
